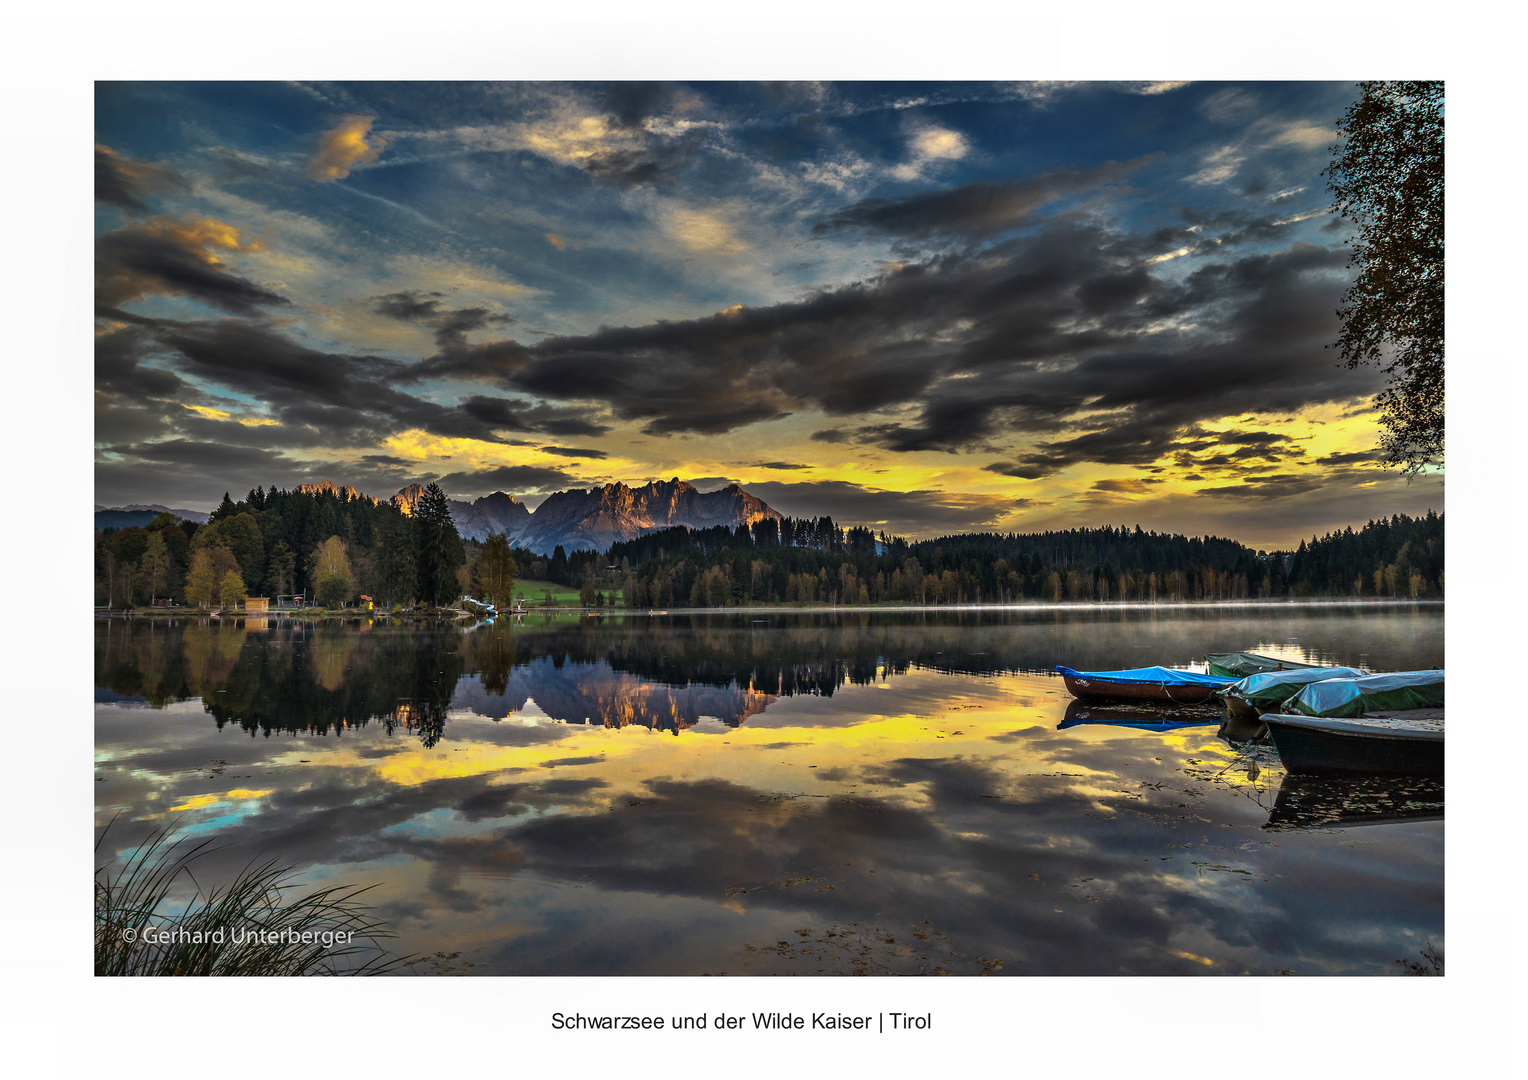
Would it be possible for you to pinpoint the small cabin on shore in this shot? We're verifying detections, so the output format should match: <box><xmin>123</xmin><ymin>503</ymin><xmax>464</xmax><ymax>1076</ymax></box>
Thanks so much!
<box><xmin>245</xmin><ymin>597</ymin><xmax>270</xmax><ymax>613</ymax></box>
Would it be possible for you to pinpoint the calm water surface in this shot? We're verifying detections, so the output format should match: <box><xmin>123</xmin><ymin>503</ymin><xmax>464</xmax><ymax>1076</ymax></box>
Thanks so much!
<box><xmin>95</xmin><ymin>605</ymin><xmax>1443</xmax><ymax>976</ymax></box>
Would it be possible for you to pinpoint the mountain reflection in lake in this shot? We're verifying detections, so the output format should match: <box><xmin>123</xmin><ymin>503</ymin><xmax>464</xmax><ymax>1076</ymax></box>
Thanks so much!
<box><xmin>95</xmin><ymin>606</ymin><xmax>1443</xmax><ymax>976</ymax></box>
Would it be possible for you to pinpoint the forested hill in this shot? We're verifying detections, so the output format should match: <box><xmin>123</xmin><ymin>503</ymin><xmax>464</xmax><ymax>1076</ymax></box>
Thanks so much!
<box><xmin>94</xmin><ymin>475</ymin><xmax>1442</xmax><ymax>609</ymax></box>
<box><xmin>599</xmin><ymin>512</ymin><xmax>1443</xmax><ymax>606</ymax></box>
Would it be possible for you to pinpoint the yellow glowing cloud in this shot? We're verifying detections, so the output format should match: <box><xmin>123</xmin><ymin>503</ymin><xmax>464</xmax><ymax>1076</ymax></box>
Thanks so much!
<box><xmin>135</xmin><ymin>216</ymin><xmax>265</xmax><ymax>256</ymax></box>
<box><xmin>307</xmin><ymin>115</ymin><xmax>387</xmax><ymax>182</ymax></box>
<box><xmin>518</xmin><ymin>115</ymin><xmax>620</xmax><ymax>163</ymax></box>
<box><xmin>892</xmin><ymin>124</ymin><xmax>970</xmax><ymax>180</ymax></box>
<box><xmin>910</xmin><ymin>126</ymin><xmax>968</xmax><ymax>162</ymax></box>
<box><xmin>374</xmin><ymin>429</ymin><xmax>630</xmax><ymax>479</ymax></box>
<box><xmin>181</xmin><ymin>403</ymin><xmax>279</xmax><ymax>427</ymax></box>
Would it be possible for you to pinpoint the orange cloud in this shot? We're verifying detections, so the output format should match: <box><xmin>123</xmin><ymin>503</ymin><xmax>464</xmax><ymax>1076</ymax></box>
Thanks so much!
<box><xmin>546</xmin><ymin>233</ymin><xmax>564</xmax><ymax>250</ymax></box>
<box><xmin>307</xmin><ymin>116</ymin><xmax>387</xmax><ymax>182</ymax></box>
<box><xmin>145</xmin><ymin>216</ymin><xmax>264</xmax><ymax>254</ymax></box>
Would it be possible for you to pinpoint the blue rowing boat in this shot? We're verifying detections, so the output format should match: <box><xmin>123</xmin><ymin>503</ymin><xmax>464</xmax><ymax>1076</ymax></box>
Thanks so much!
<box><xmin>1056</xmin><ymin>665</ymin><xmax>1236</xmax><ymax>706</ymax></box>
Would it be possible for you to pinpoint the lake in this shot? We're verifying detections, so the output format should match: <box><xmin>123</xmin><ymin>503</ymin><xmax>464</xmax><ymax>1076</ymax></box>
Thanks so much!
<box><xmin>94</xmin><ymin>603</ymin><xmax>1443</xmax><ymax>976</ymax></box>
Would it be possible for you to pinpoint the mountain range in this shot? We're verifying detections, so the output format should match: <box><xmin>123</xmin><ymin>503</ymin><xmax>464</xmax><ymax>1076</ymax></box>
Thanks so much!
<box><xmin>94</xmin><ymin>504</ymin><xmax>211</xmax><ymax>529</ymax></box>
<box><xmin>97</xmin><ymin>480</ymin><xmax>781</xmax><ymax>557</ymax></box>
<box><xmin>402</xmin><ymin>478</ymin><xmax>780</xmax><ymax>555</ymax></box>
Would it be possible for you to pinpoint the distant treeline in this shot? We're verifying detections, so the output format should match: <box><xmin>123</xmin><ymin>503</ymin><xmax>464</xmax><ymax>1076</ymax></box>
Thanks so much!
<box><xmin>596</xmin><ymin>511</ymin><xmax>1444</xmax><ymax>606</ymax></box>
<box><xmin>95</xmin><ymin>479</ymin><xmax>1443</xmax><ymax>609</ymax></box>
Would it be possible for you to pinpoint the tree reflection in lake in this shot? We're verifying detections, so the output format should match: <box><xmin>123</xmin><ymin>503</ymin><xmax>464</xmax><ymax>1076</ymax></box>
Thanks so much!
<box><xmin>95</xmin><ymin>606</ymin><xmax>1443</xmax><ymax>976</ymax></box>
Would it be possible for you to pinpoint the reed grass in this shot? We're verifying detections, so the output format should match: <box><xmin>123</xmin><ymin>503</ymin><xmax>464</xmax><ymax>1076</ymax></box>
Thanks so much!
<box><xmin>95</xmin><ymin>819</ymin><xmax>411</xmax><ymax>976</ymax></box>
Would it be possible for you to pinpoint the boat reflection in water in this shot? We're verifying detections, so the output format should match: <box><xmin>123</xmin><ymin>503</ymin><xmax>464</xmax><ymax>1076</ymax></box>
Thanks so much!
<box><xmin>1059</xmin><ymin>699</ymin><xmax>1221</xmax><ymax>733</ymax></box>
<box><xmin>1216</xmin><ymin>711</ymin><xmax>1269</xmax><ymax>745</ymax></box>
<box><xmin>1263</xmin><ymin>771</ymin><xmax>1444</xmax><ymax>831</ymax></box>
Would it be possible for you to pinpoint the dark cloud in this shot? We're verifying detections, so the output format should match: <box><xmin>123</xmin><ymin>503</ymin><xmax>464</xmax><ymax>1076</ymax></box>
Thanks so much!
<box><xmin>753</xmin><ymin>461</ymin><xmax>812</xmax><ymax>470</ymax></box>
<box><xmin>1317</xmin><ymin>449</ymin><xmax>1379</xmax><ymax>466</ymax></box>
<box><xmin>984</xmin><ymin>461</ymin><xmax>1048</xmax><ymax>480</ymax></box>
<box><xmin>538</xmin><ymin>446</ymin><xmax>609</xmax><ymax>459</ymax></box>
<box><xmin>372</xmin><ymin>290</ymin><xmax>445</xmax><ymax>321</ymax></box>
<box><xmin>814</xmin><ymin>156</ymin><xmax>1158</xmax><ymax>240</ymax></box>
<box><xmin>598</xmin><ymin>82</ymin><xmax>674</xmax><ymax>129</ymax></box>
<box><xmin>104</xmin><ymin>438</ymin><xmax>295</xmax><ymax>471</ymax></box>
<box><xmin>457</xmin><ymin>395</ymin><xmax>611</xmax><ymax>437</ymax></box>
<box><xmin>739</xmin><ymin>479</ymin><xmax>1019</xmax><ymax>535</ymax></box>
<box><xmin>96</xmin><ymin>210</ymin><xmax>1379</xmax><ymax>515</ymax></box>
<box><xmin>373</xmin><ymin>290</ymin><xmax>515</xmax><ymax>352</ymax></box>
<box><xmin>95</xmin><ymin>145</ymin><xmax>189</xmax><ymax>215</ymax></box>
<box><xmin>1194</xmin><ymin>473</ymin><xmax>1327</xmax><ymax>500</ymax></box>
<box><xmin>95</xmin><ymin>324</ymin><xmax>183</xmax><ymax>401</ymax></box>
<box><xmin>92</xmin><ymin>319</ymin><xmax>607</xmax><ymax>508</ymax></box>
<box><xmin>96</xmin><ymin>219</ymin><xmax>290</xmax><ymax>316</ymax></box>
<box><xmin>408</xmin><ymin>222</ymin><xmax>1366</xmax><ymax>468</ymax></box>
<box><xmin>1090</xmin><ymin>478</ymin><xmax>1165</xmax><ymax>493</ymax></box>
<box><xmin>432</xmin><ymin>464</ymin><xmax>584</xmax><ymax>497</ymax></box>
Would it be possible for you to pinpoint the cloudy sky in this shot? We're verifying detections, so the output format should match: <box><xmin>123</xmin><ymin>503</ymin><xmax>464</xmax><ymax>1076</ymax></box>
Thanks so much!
<box><xmin>94</xmin><ymin>80</ymin><xmax>1443</xmax><ymax>549</ymax></box>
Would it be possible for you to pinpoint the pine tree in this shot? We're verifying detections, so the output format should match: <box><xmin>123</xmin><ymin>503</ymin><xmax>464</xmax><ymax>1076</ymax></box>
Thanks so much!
<box><xmin>413</xmin><ymin>483</ymin><xmax>464</xmax><ymax>605</ymax></box>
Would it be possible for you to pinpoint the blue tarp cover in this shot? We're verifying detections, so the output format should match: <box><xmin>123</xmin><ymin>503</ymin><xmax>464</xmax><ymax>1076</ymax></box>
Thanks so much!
<box><xmin>1056</xmin><ymin>665</ymin><xmax>1236</xmax><ymax>688</ymax></box>
<box><xmin>1286</xmin><ymin>670</ymin><xmax>1445</xmax><ymax>718</ymax></box>
<box><xmin>1224</xmin><ymin>666</ymin><xmax>1368</xmax><ymax>709</ymax></box>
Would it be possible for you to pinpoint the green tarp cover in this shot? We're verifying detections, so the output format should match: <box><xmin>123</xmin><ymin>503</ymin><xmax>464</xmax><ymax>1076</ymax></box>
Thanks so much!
<box><xmin>1287</xmin><ymin>670</ymin><xmax>1445</xmax><ymax>719</ymax></box>
<box><xmin>1224</xmin><ymin>666</ymin><xmax>1367</xmax><ymax>710</ymax></box>
<box><xmin>1205</xmin><ymin>652</ymin><xmax>1319</xmax><ymax>679</ymax></box>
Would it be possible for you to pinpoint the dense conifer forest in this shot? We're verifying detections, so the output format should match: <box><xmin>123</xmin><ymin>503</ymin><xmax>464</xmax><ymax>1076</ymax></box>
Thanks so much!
<box><xmin>93</xmin><ymin>481</ymin><xmax>1442</xmax><ymax>608</ymax></box>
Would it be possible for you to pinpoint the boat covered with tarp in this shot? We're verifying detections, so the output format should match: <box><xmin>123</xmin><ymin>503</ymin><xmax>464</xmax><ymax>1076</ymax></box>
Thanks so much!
<box><xmin>1284</xmin><ymin>670</ymin><xmax>1444</xmax><ymax>719</ymax></box>
<box><xmin>1263</xmin><ymin>713</ymin><xmax>1444</xmax><ymax>776</ymax></box>
<box><xmin>1220</xmin><ymin>665</ymin><xmax>1368</xmax><ymax>719</ymax></box>
<box><xmin>1204</xmin><ymin>651</ymin><xmax>1319</xmax><ymax>679</ymax></box>
<box><xmin>1056</xmin><ymin>665</ymin><xmax>1235</xmax><ymax>706</ymax></box>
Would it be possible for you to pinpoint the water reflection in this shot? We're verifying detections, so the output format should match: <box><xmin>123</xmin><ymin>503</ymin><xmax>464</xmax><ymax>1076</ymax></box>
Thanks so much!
<box><xmin>1060</xmin><ymin>700</ymin><xmax>1221</xmax><ymax>732</ymax></box>
<box><xmin>95</xmin><ymin>607</ymin><xmax>1444</xmax><ymax>976</ymax></box>
<box><xmin>1264</xmin><ymin>773</ymin><xmax>1446</xmax><ymax>831</ymax></box>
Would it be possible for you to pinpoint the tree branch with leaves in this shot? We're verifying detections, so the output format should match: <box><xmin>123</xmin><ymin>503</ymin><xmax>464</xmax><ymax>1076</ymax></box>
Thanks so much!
<box><xmin>1325</xmin><ymin>80</ymin><xmax>1443</xmax><ymax>473</ymax></box>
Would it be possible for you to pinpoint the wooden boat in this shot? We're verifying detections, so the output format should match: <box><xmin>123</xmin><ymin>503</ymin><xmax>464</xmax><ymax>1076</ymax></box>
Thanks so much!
<box><xmin>1205</xmin><ymin>651</ymin><xmax>1318</xmax><ymax>679</ymax></box>
<box><xmin>1055</xmin><ymin>665</ymin><xmax>1235</xmax><ymax>706</ymax></box>
<box><xmin>1263</xmin><ymin>713</ymin><xmax>1443</xmax><ymax>776</ymax></box>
